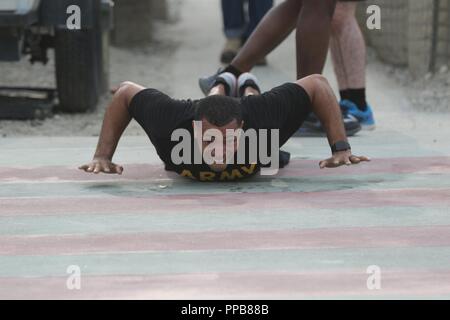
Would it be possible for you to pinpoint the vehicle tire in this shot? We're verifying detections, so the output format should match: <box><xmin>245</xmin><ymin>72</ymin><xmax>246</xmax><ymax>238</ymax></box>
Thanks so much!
<box><xmin>54</xmin><ymin>1</ymin><xmax>109</xmax><ymax>113</ymax></box>
<box><xmin>54</xmin><ymin>28</ymin><xmax>99</xmax><ymax>113</ymax></box>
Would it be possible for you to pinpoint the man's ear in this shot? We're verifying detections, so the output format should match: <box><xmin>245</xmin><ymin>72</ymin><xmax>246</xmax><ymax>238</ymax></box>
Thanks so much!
<box><xmin>240</xmin><ymin>120</ymin><xmax>245</xmax><ymax>128</ymax></box>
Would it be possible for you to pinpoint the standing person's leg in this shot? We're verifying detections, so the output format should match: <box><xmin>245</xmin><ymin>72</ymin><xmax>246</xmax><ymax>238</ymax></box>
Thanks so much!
<box><xmin>296</xmin><ymin>0</ymin><xmax>336</xmax><ymax>78</ymax></box>
<box><xmin>293</xmin><ymin>0</ymin><xmax>361</xmax><ymax>137</ymax></box>
<box><xmin>228</xmin><ymin>0</ymin><xmax>302</xmax><ymax>74</ymax></box>
<box><xmin>229</xmin><ymin>0</ymin><xmax>337</xmax><ymax>78</ymax></box>
<box><xmin>330</xmin><ymin>1</ymin><xmax>375</xmax><ymax>130</ymax></box>
<box><xmin>245</xmin><ymin>0</ymin><xmax>274</xmax><ymax>41</ymax></box>
<box><xmin>245</xmin><ymin>0</ymin><xmax>274</xmax><ymax>65</ymax></box>
<box><xmin>200</xmin><ymin>0</ymin><xmax>360</xmax><ymax>136</ymax></box>
<box><xmin>330</xmin><ymin>2</ymin><xmax>366</xmax><ymax>103</ymax></box>
<box><xmin>221</xmin><ymin>0</ymin><xmax>246</xmax><ymax>64</ymax></box>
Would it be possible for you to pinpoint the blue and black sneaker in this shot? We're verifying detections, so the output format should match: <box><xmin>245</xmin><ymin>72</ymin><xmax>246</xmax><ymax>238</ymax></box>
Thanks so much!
<box><xmin>340</xmin><ymin>100</ymin><xmax>376</xmax><ymax>130</ymax></box>
<box><xmin>295</xmin><ymin>113</ymin><xmax>362</xmax><ymax>137</ymax></box>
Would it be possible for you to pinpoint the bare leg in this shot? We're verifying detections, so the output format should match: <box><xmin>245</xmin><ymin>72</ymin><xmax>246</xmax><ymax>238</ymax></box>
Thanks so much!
<box><xmin>230</xmin><ymin>0</ymin><xmax>336</xmax><ymax>79</ymax></box>
<box><xmin>296</xmin><ymin>0</ymin><xmax>336</xmax><ymax>78</ymax></box>
<box><xmin>329</xmin><ymin>4</ymin><xmax>374</xmax><ymax>129</ymax></box>
<box><xmin>330</xmin><ymin>2</ymin><xmax>366</xmax><ymax>91</ymax></box>
<box><xmin>231</xmin><ymin>0</ymin><xmax>301</xmax><ymax>72</ymax></box>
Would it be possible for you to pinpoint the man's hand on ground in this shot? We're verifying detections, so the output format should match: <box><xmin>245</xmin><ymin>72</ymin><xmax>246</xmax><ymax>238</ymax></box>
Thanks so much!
<box><xmin>79</xmin><ymin>158</ymin><xmax>124</xmax><ymax>175</ymax></box>
<box><xmin>319</xmin><ymin>150</ymin><xmax>370</xmax><ymax>169</ymax></box>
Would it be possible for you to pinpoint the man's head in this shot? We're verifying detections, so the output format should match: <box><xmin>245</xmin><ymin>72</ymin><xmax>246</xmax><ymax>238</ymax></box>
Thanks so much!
<box><xmin>193</xmin><ymin>95</ymin><xmax>244</xmax><ymax>171</ymax></box>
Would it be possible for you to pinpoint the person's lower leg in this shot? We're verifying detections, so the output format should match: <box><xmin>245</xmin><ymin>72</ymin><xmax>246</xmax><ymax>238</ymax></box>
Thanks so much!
<box><xmin>227</xmin><ymin>0</ymin><xmax>302</xmax><ymax>74</ymax></box>
<box><xmin>330</xmin><ymin>3</ymin><xmax>367</xmax><ymax>111</ymax></box>
<box><xmin>221</xmin><ymin>0</ymin><xmax>245</xmax><ymax>39</ymax></box>
<box><xmin>296</xmin><ymin>0</ymin><xmax>337</xmax><ymax>78</ymax></box>
<box><xmin>245</xmin><ymin>0</ymin><xmax>274</xmax><ymax>41</ymax></box>
<box><xmin>220</xmin><ymin>0</ymin><xmax>246</xmax><ymax>64</ymax></box>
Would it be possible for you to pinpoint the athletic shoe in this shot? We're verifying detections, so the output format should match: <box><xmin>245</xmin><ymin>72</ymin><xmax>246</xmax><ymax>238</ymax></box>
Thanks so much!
<box><xmin>217</xmin><ymin>72</ymin><xmax>238</xmax><ymax>97</ymax></box>
<box><xmin>199</xmin><ymin>68</ymin><xmax>224</xmax><ymax>96</ymax></box>
<box><xmin>199</xmin><ymin>71</ymin><xmax>237</xmax><ymax>97</ymax></box>
<box><xmin>340</xmin><ymin>100</ymin><xmax>376</xmax><ymax>130</ymax></box>
<box><xmin>237</xmin><ymin>72</ymin><xmax>261</xmax><ymax>97</ymax></box>
<box><xmin>295</xmin><ymin>113</ymin><xmax>362</xmax><ymax>137</ymax></box>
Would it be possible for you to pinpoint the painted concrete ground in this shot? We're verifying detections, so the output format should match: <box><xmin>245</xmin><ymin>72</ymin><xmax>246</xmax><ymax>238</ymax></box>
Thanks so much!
<box><xmin>0</xmin><ymin>131</ymin><xmax>449</xmax><ymax>299</ymax></box>
<box><xmin>1</xmin><ymin>0</ymin><xmax>450</xmax><ymax>300</ymax></box>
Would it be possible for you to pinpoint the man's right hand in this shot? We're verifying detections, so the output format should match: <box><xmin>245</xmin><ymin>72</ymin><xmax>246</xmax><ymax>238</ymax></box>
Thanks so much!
<box><xmin>78</xmin><ymin>158</ymin><xmax>124</xmax><ymax>175</ymax></box>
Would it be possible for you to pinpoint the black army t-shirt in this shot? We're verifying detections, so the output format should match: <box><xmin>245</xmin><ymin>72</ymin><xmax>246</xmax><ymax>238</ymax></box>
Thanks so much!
<box><xmin>128</xmin><ymin>83</ymin><xmax>312</xmax><ymax>182</ymax></box>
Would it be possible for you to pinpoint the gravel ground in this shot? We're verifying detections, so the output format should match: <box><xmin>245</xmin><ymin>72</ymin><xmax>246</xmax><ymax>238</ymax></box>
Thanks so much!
<box><xmin>370</xmin><ymin>50</ymin><xmax>450</xmax><ymax>113</ymax></box>
<box><xmin>403</xmin><ymin>68</ymin><xmax>450</xmax><ymax>113</ymax></box>
<box><xmin>0</xmin><ymin>0</ymin><xmax>448</xmax><ymax>137</ymax></box>
<box><xmin>0</xmin><ymin>19</ymin><xmax>179</xmax><ymax>137</ymax></box>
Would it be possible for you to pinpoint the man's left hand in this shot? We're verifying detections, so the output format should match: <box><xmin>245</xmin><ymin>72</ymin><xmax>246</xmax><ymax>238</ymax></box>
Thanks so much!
<box><xmin>319</xmin><ymin>150</ymin><xmax>370</xmax><ymax>169</ymax></box>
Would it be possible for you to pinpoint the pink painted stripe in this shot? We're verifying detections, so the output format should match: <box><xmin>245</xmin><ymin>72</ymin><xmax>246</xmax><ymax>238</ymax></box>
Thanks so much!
<box><xmin>279</xmin><ymin>156</ymin><xmax>450</xmax><ymax>177</ymax></box>
<box><xmin>2</xmin><ymin>226</ymin><xmax>450</xmax><ymax>256</ymax></box>
<box><xmin>0</xmin><ymin>164</ymin><xmax>176</xmax><ymax>182</ymax></box>
<box><xmin>1</xmin><ymin>270</ymin><xmax>450</xmax><ymax>299</ymax></box>
<box><xmin>0</xmin><ymin>156</ymin><xmax>449</xmax><ymax>182</ymax></box>
<box><xmin>1</xmin><ymin>188</ymin><xmax>449</xmax><ymax>216</ymax></box>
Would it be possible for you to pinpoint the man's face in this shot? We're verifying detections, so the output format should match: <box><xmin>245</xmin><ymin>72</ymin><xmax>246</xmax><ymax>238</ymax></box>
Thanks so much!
<box><xmin>193</xmin><ymin>118</ymin><xmax>244</xmax><ymax>172</ymax></box>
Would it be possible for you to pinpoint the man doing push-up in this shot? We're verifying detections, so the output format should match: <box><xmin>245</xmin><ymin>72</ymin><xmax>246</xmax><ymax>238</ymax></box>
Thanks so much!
<box><xmin>79</xmin><ymin>73</ymin><xmax>370</xmax><ymax>182</ymax></box>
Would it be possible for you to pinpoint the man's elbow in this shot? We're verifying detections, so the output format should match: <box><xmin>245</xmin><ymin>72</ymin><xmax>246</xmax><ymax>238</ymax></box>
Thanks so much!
<box><xmin>114</xmin><ymin>81</ymin><xmax>135</xmax><ymax>108</ymax></box>
<box><xmin>109</xmin><ymin>81</ymin><xmax>146</xmax><ymax>115</ymax></box>
<box><xmin>295</xmin><ymin>74</ymin><xmax>330</xmax><ymax>102</ymax></box>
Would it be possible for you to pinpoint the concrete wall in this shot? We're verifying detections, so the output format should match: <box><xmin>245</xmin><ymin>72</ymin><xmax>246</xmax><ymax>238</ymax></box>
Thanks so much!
<box><xmin>408</xmin><ymin>0</ymin><xmax>435</xmax><ymax>76</ymax></box>
<box><xmin>357</xmin><ymin>0</ymin><xmax>450</xmax><ymax>77</ymax></box>
<box><xmin>358</xmin><ymin>1</ymin><xmax>409</xmax><ymax>67</ymax></box>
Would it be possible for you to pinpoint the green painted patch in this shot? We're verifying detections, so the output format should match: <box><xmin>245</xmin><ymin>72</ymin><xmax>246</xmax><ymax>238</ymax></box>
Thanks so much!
<box><xmin>1</xmin><ymin>207</ymin><xmax>449</xmax><ymax>236</ymax></box>
<box><xmin>1</xmin><ymin>173</ymin><xmax>450</xmax><ymax>198</ymax></box>
<box><xmin>0</xmin><ymin>247</ymin><xmax>449</xmax><ymax>277</ymax></box>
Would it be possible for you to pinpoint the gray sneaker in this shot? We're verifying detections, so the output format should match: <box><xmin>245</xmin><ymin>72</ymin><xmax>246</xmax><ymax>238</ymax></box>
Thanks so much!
<box><xmin>199</xmin><ymin>70</ymin><xmax>238</xmax><ymax>97</ymax></box>
<box><xmin>198</xmin><ymin>68</ymin><xmax>224</xmax><ymax>96</ymax></box>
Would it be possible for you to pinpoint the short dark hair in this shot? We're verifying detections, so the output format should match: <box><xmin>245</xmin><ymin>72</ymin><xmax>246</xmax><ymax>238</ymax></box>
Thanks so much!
<box><xmin>194</xmin><ymin>95</ymin><xmax>243</xmax><ymax>126</ymax></box>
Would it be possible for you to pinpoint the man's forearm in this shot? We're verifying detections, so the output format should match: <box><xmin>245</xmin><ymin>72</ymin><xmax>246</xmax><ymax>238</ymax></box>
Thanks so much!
<box><xmin>94</xmin><ymin>95</ymin><xmax>132</xmax><ymax>160</ymax></box>
<box><xmin>298</xmin><ymin>75</ymin><xmax>348</xmax><ymax>147</ymax></box>
<box><xmin>296</xmin><ymin>75</ymin><xmax>371</xmax><ymax>169</ymax></box>
<box><xmin>312</xmin><ymin>91</ymin><xmax>348</xmax><ymax>148</ymax></box>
